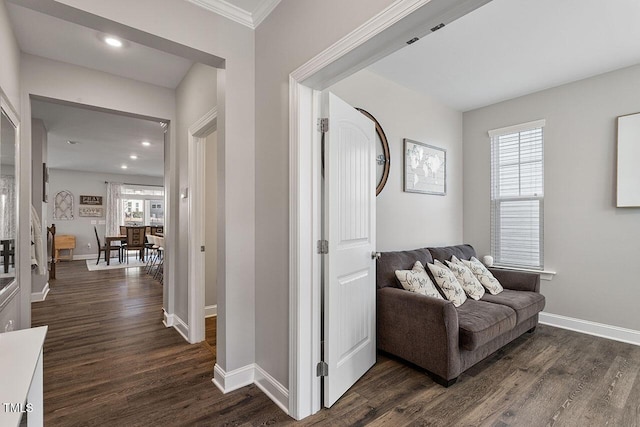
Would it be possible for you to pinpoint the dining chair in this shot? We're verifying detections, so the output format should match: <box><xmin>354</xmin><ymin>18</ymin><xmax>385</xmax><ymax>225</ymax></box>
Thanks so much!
<box><xmin>121</xmin><ymin>226</ymin><xmax>146</xmax><ymax>263</ymax></box>
<box><xmin>119</xmin><ymin>226</ymin><xmax>127</xmax><ymax>236</ymax></box>
<box><xmin>94</xmin><ymin>226</ymin><xmax>121</xmax><ymax>265</ymax></box>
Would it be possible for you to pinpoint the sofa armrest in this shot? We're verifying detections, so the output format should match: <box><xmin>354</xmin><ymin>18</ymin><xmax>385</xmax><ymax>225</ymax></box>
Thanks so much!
<box><xmin>377</xmin><ymin>287</ymin><xmax>461</xmax><ymax>380</ymax></box>
<box><xmin>488</xmin><ymin>268</ymin><xmax>540</xmax><ymax>293</ymax></box>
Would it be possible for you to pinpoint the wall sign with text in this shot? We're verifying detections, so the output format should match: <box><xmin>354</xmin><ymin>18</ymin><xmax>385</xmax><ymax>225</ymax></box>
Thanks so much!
<box><xmin>79</xmin><ymin>195</ymin><xmax>103</xmax><ymax>205</ymax></box>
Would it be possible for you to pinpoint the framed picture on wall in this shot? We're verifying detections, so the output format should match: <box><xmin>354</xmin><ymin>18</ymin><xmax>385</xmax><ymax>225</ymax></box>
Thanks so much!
<box><xmin>403</xmin><ymin>139</ymin><xmax>446</xmax><ymax>196</ymax></box>
<box><xmin>79</xmin><ymin>206</ymin><xmax>104</xmax><ymax>217</ymax></box>
<box><xmin>80</xmin><ymin>195</ymin><xmax>103</xmax><ymax>205</ymax></box>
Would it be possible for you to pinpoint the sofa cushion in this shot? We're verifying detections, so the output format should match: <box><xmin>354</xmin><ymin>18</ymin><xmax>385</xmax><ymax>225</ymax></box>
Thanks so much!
<box><xmin>445</xmin><ymin>258</ymin><xmax>485</xmax><ymax>300</ymax></box>
<box><xmin>428</xmin><ymin>244</ymin><xmax>476</xmax><ymax>263</ymax></box>
<box><xmin>428</xmin><ymin>261</ymin><xmax>467</xmax><ymax>307</ymax></box>
<box><xmin>481</xmin><ymin>289</ymin><xmax>545</xmax><ymax>324</ymax></box>
<box><xmin>461</xmin><ymin>257</ymin><xmax>504</xmax><ymax>295</ymax></box>
<box><xmin>456</xmin><ymin>300</ymin><xmax>517</xmax><ymax>351</ymax></box>
<box><xmin>377</xmin><ymin>248</ymin><xmax>433</xmax><ymax>289</ymax></box>
<box><xmin>395</xmin><ymin>261</ymin><xmax>443</xmax><ymax>299</ymax></box>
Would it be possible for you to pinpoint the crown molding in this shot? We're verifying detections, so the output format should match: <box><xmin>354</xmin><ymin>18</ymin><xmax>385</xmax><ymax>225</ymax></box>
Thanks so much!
<box><xmin>252</xmin><ymin>0</ymin><xmax>281</xmax><ymax>27</ymax></box>
<box><xmin>187</xmin><ymin>0</ymin><xmax>281</xmax><ymax>29</ymax></box>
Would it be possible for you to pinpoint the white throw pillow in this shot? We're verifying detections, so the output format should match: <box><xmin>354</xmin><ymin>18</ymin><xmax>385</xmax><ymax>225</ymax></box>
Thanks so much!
<box><xmin>427</xmin><ymin>261</ymin><xmax>467</xmax><ymax>307</ymax></box>
<box><xmin>445</xmin><ymin>259</ymin><xmax>485</xmax><ymax>300</ymax></box>
<box><xmin>395</xmin><ymin>261</ymin><xmax>443</xmax><ymax>300</ymax></box>
<box><xmin>460</xmin><ymin>256</ymin><xmax>503</xmax><ymax>295</ymax></box>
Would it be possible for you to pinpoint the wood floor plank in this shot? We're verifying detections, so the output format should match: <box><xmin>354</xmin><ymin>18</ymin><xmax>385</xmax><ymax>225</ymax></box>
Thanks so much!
<box><xmin>31</xmin><ymin>261</ymin><xmax>640</xmax><ymax>426</ymax></box>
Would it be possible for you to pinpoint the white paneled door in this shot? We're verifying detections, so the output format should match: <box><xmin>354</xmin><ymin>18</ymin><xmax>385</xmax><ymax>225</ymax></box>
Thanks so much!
<box><xmin>323</xmin><ymin>92</ymin><xmax>376</xmax><ymax>407</ymax></box>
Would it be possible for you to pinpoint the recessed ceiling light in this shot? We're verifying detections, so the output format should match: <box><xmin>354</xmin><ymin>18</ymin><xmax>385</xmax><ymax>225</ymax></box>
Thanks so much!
<box><xmin>67</xmin><ymin>140</ymin><xmax>79</xmax><ymax>145</ymax></box>
<box><xmin>130</xmin><ymin>155</ymin><xmax>138</xmax><ymax>160</ymax></box>
<box><xmin>121</xmin><ymin>165</ymin><xmax>128</xmax><ymax>169</ymax></box>
<box><xmin>141</xmin><ymin>141</ymin><xmax>151</xmax><ymax>147</ymax></box>
<box><xmin>104</xmin><ymin>36</ymin><xmax>123</xmax><ymax>48</ymax></box>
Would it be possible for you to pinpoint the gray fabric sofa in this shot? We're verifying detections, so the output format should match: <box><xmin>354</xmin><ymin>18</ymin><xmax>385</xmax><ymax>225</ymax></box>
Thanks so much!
<box><xmin>376</xmin><ymin>244</ymin><xmax>545</xmax><ymax>386</ymax></box>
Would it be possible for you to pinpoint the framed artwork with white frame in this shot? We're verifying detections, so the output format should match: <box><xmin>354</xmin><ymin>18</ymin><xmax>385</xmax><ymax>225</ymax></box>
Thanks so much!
<box><xmin>403</xmin><ymin>139</ymin><xmax>446</xmax><ymax>196</ymax></box>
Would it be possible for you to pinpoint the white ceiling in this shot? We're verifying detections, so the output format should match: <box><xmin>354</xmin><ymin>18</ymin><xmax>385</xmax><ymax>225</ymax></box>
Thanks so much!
<box><xmin>32</xmin><ymin>99</ymin><xmax>165</xmax><ymax>178</ymax></box>
<box><xmin>7</xmin><ymin>3</ymin><xmax>194</xmax><ymax>89</ymax></box>
<box><xmin>369</xmin><ymin>0</ymin><xmax>640</xmax><ymax>112</ymax></box>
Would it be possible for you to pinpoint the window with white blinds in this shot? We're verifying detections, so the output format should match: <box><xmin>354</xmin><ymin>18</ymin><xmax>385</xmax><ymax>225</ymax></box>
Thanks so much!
<box><xmin>489</xmin><ymin>120</ymin><xmax>545</xmax><ymax>269</ymax></box>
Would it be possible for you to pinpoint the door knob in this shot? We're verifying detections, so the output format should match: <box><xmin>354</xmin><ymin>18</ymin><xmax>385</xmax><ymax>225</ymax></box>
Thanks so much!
<box><xmin>371</xmin><ymin>252</ymin><xmax>381</xmax><ymax>260</ymax></box>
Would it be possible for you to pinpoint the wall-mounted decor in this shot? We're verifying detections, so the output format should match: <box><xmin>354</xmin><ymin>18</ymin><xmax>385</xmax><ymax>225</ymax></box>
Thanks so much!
<box><xmin>79</xmin><ymin>206</ymin><xmax>104</xmax><ymax>217</ymax></box>
<box><xmin>617</xmin><ymin>112</ymin><xmax>640</xmax><ymax>207</ymax></box>
<box><xmin>356</xmin><ymin>108</ymin><xmax>390</xmax><ymax>196</ymax></box>
<box><xmin>53</xmin><ymin>190</ymin><xmax>74</xmax><ymax>220</ymax></box>
<box><xmin>403</xmin><ymin>139</ymin><xmax>446</xmax><ymax>196</ymax></box>
<box><xmin>43</xmin><ymin>163</ymin><xmax>49</xmax><ymax>203</ymax></box>
<box><xmin>80</xmin><ymin>195</ymin><xmax>103</xmax><ymax>206</ymax></box>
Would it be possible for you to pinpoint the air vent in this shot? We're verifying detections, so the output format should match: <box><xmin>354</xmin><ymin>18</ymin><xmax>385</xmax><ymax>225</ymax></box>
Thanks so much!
<box><xmin>430</xmin><ymin>23</ymin><xmax>445</xmax><ymax>32</ymax></box>
<box><xmin>406</xmin><ymin>37</ymin><xmax>419</xmax><ymax>45</ymax></box>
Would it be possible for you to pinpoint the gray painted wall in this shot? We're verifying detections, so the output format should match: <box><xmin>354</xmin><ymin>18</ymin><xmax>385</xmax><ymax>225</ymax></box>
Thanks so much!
<box><xmin>175</xmin><ymin>63</ymin><xmax>217</xmax><ymax>319</ymax></box>
<box><xmin>330</xmin><ymin>69</ymin><xmax>463</xmax><ymax>251</ymax></box>
<box><xmin>47</xmin><ymin>169</ymin><xmax>163</xmax><ymax>259</ymax></box>
<box><xmin>31</xmin><ymin>119</ymin><xmax>48</xmax><ymax>294</ymax></box>
<box><xmin>255</xmin><ymin>0</ymin><xmax>397</xmax><ymax>392</ymax></box>
<box><xmin>205</xmin><ymin>130</ymin><xmax>217</xmax><ymax>308</ymax></box>
<box><xmin>0</xmin><ymin>0</ymin><xmax>20</xmax><ymax>110</ymax></box>
<box><xmin>463</xmin><ymin>63</ymin><xmax>640</xmax><ymax>331</ymax></box>
<box><xmin>0</xmin><ymin>0</ymin><xmax>21</xmax><ymax>330</ymax></box>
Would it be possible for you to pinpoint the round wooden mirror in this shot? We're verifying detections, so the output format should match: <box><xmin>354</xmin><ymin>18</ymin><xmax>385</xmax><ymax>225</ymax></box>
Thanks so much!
<box><xmin>356</xmin><ymin>108</ymin><xmax>390</xmax><ymax>196</ymax></box>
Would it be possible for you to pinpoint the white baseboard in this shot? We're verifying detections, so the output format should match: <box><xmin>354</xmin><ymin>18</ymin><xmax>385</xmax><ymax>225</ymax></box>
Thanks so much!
<box><xmin>540</xmin><ymin>312</ymin><xmax>640</xmax><ymax>347</ymax></box>
<box><xmin>254</xmin><ymin>364</ymin><xmax>289</xmax><ymax>414</ymax></box>
<box><xmin>205</xmin><ymin>304</ymin><xmax>217</xmax><ymax>318</ymax></box>
<box><xmin>163</xmin><ymin>311</ymin><xmax>190</xmax><ymax>343</ymax></box>
<box><xmin>212</xmin><ymin>363</ymin><xmax>289</xmax><ymax>415</ymax></box>
<box><xmin>31</xmin><ymin>282</ymin><xmax>50</xmax><ymax>302</ymax></box>
<box><xmin>213</xmin><ymin>363</ymin><xmax>255</xmax><ymax>393</ymax></box>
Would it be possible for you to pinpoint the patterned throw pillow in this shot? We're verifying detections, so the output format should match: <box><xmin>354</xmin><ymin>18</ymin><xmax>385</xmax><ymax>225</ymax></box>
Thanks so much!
<box><xmin>395</xmin><ymin>261</ymin><xmax>443</xmax><ymax>300</ymax></box>
<box><xmin>459</xmin><ymin>256</ymin><xmax>503</xmax><ymax>295</ymax></box>
<box><xmin>427</xmin><ymin>261</ymin><xmax>467</xmax><ymax>307</ymax></box>
<box><xmin>445</xmin><ymin>259</ymin><xmax>485</xmax><ymax>300</ymax></box>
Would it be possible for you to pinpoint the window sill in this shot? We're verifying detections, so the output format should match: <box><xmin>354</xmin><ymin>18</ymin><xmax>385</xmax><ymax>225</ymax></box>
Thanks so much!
<box><xmin>491</xmin><ymin>265</ymin><xmax>556</xmax><ymax>281</ymax></box>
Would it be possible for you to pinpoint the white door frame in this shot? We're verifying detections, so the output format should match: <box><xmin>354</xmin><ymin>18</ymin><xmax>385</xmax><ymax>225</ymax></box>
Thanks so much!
<box><xmin>288</xmin><ymin>0</ymin><xmax>491</xmax><ymax>419</ymax></box>
<box><xmin>188</xmin><ymin>107</ymin><xmax>218</xmax><ymax>344</ymax></box>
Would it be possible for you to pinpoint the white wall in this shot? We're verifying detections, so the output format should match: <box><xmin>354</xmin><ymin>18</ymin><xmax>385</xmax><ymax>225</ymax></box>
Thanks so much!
<box><xmin>175</xmin><ymin>63</ymin><xmax>217</xmax><ymax>320</ymax></box>
<box><xmin>205</xmin><ymin>131</ymin><xmax>217</xmax><ymax>308</ymax></box>
<box><xmin>48</xmin><ymin>168</ymin><xmax>163</xmax><ymax>258</ymax></box>
<box><xmin>330</xmin><ymin>69</ymin><xmax>463</xmax><ymax>251</ymax></box>
<box><xmin>0</xmin><ymin>0</ymin><xmax>20</xmax><ymax>110</ymax></box>
<box><xmin>19</xmin><ymin>53</ymin><xmax>176</xmax><ymax>328</ymax></box>
<box><xmin>255</xmin><ymin>0</ymin><xmax>396</xmax><ymax>396</ymax></box>
<box><xmin>463</xmin><ymin>63</ymin><xmax>640</xmax><ymax>331</ymax></box>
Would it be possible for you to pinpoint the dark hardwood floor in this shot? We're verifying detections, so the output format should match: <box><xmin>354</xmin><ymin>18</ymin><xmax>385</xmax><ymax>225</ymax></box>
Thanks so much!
<box><xmin>32</xmin><ymin>261</ymin><xmax>640</xmax><ymax>426</ymax></box>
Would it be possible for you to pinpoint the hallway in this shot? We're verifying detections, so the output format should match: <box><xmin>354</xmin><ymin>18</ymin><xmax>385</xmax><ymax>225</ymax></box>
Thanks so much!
<box><xmin>31</xmin><ymin>261</ymin><xmax>287</xmax><ymax>426</ymax></box>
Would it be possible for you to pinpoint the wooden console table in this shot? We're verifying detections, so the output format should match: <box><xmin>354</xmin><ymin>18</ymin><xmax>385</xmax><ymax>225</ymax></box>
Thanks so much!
<box><xmin>0</xmin><ymin>326</ymin><xmax>47</xmax><ymax>426</ymax></box>
<box><xmin>54</xmin><ymin>235</ymin><xmax>75</xmax><ymax>262</ymax></box>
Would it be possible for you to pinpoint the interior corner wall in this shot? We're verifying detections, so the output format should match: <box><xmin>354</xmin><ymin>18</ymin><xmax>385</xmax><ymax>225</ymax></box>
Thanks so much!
<box><xmin>47</xmin><ymin>169</ymin><xmax>163</xmax><ymax>258</ymax></box>
<box><xmin>255</xmin><ymin>0</ymin><xmax>397</xmax><ymax>394</ymax></box>
<box><xmin>329</xmin><ymin>69</ymin><xmax>463</xmax><ymax>251</ymax></box>
<box><xmin>463</xmin><ymin>63</ymin><xmax>640</xmax><ymax>332</ymax></box>
<box><xmin>175</xmin><ymin>63</ymin><xmax>217</xmax><ymax>320</ymax></box>
<box><xmin>0</xmin><ymin>0</ymin><xmax>20</xmax><ymax>111</ymax></box>
<box><xmin>31</xmin><ymin>119</ymin><xmax>48</xmax><ymax>295</ymax></box>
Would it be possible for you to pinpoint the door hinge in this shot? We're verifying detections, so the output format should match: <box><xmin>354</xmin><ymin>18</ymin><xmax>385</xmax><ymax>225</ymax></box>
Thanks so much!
<box><xmin>317</xmin><ymin>239</ymin><xmax>329</xmax><ymax>254</ymax></box>
<box><xmin>200</xmin><ymin>246</ymin><xmax>205</xmax><ymax>252</ymax></box>
<box><xmin>316</xmin><ymin>361</ymin><xmax>329</xmax><ymax>377</ymax></box>
<box><xmin>318</xmin><ymin>118</ymin><xmax>329</xmax><ymax>133</ymax></box>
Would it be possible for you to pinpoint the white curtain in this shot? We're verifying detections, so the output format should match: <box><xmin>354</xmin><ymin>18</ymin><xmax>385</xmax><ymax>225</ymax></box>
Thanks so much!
<box><xmin>105</xmin><ymin>182</ymin><xmax>124</xmax><ymax>237</ymax></box>
<box><xmin>0</xmin><ymin>175</ymin><xmax>16</xmax><ymax>241</ymax></box>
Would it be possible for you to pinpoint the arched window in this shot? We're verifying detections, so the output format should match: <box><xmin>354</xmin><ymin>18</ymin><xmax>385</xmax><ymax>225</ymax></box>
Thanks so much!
<box><xmin>53</xmin><ymin>190</ymin><xmax>74</xmax><ymax>220</ymax></box>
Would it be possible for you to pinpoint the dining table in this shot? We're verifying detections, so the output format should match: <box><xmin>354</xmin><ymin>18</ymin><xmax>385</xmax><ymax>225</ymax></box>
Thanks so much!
<box><xmin>104</xmin><ymin>235</ymin><xmax>126</xmax><ymax>265</ymax></box>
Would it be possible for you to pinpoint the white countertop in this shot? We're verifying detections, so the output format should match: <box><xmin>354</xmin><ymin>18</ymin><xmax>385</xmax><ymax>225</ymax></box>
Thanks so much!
<box><xmin>0</xmin><ymin>326</ymin><xmax>47</xmax><ymax>427</ymax></box>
